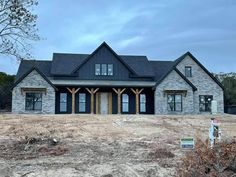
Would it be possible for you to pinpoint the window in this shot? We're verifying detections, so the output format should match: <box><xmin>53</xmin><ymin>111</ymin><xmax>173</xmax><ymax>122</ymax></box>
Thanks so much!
<box><xmin>108</xmin><ymin>64</ymin><xmax>113</xmax><ymax>76</ymax></box>
<box><xmin>122</xmin><ymin>94</ymin><xmax>129</xmax><ymax>112</ymax></box>
<box><xmin>25</xmin><ymin>93</ymin><xmax>42</xmax><ymax>111</ymax></box>
<box><xmin>101</xmin><ymin>64</ymin><xmax>107</xmax><ymax>75</ymax></box>
<box><xmin>199</xmin><ymin>95</ymin><xmax>213</xmax><ymax>112</ymax></box>
<box><xmin>79</xmin><ymin>93</ymin><xmax>86</xmax><ymax>112</ymax></box>
<box><xmin>167</xmin><ymin>94</ymin><xmax>182</xmax><ymax>111</ymax></box>
<box><xmin>95</xmin><ymin>64</ymin><xmax>113</xmax><ymax>76</ymax></box>
<box><xmin>60</xmin><ymin>93</ymin><xmax>67</xmax><ymax>112</ymax></box>
<box><xmin>185</xmin><ymin>66</ymin><xmax>192</xmax><ymax>77</ymax></box>
<box><xmin>95</xmin><ymin>64</ymin><xmax>101</xmax><ymax>75</ymax></box>
<box><xmin>140</xmin><ymin>94</ymin><xmax>146</xmax><ymax>112</ymax></box>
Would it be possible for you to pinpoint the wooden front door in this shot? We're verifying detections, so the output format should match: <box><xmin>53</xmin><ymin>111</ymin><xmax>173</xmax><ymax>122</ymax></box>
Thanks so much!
<box><xmin>96</xmin><ymin>92</ymin><xmax>112</xmax><ymax>114</ymax></box>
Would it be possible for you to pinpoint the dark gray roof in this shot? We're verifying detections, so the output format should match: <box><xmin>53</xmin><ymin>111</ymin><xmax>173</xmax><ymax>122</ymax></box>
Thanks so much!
<box><xmin>120</xmin><ymin>55</ymin><xmax>155</xmax><ymax>77</ymax></box>
<box><xmin>149</xmin><ymin>60</ymin><xmax>175</xmax><ymax>81</ymax></box>
<box><xmin>14</xmin><ymin>43</ymin><xmax>222</xmax><ymax>91</ymax></box>
<box><xmin>51</xmin><ymin>53</ymin><xmax>89</xmax><ymax>75</ymax></box>
<box><xmin>15</xmin><ymin>60</ymin><xmax>51</xmax><ymax>81</ymax></box>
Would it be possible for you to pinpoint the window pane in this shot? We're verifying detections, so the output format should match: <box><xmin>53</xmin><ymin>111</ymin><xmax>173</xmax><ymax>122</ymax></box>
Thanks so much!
<box><xmin>60</xmin><ymin>103</ymin><xmax>67</xmax><ymax>112</ymax></box>
<box><xmin>95</xmin><ymin>64</ymin><xmax>101</xmax><ymax>75</ymax></box>
<box><xmin>167</xmin><ymin>95</ymin><xmax>174</xmax><ymax>103</ymax></box>
<box><xmin>79</xmin><ymin>93</ymin><xmax>86</xmax><ymax>102</ymax></box>
<box><xmin>140</xmin><ymin>94</ymin><xmax>146</xmax><ymax>103</ymax></box>
<box><xmin>101</xmin><ymin>64</ymin><xmax>107</xmax><ymax>75</ymax></box>
<box><xmin>34</xmin><ymin>101</ymin><xmax>42</xmax><ymax>110</ymax></box>
<box><xmin>122</xmin><ymin>94</ymin><xmax>129</xmax><ymax>102</ymax></box>
<box><xmin>79</xmin><ymin>103</ymin><xmax>86</xmax><ymax>112</ymax></box>
<box><xmin>60</xmin><ymin>93</ymin><xmax>67</xmax><ymax>112</ymax></box>
<box><xmin>122</xmin><ymin>94</ymin><xmax>129</xmax><ymax>112</ymax></box>
<box><xmin>175</xmin><ymin>103</ymin><xmax>182</xmax><ymax>111</ymax></box>
<box><xmin>185</xmin><ymin>67</ymin><xmax>192</xmax><ymax>77</ymax></box>
<box><xmin>122</xmin><ymin>103</ymin><xmax>129</xmax><ymax>112</ymax></box>
<box><xmin>25</xmin><ymin>93</ymin><xmax>42</xmax><ymax>111</ymax></box>
<box><xmin>79</xmin><ymin>93</ymin><xmax>86</xmax><ymax>112</ymax></box>
<box><xmin>175</xmin><ymin>95</ymin><xmax>181</xmax><ymax>102</ymax></box>
<box><xmin>26</xmin><ymin>98</ymin><xmax>34</xmax><ymax>110</ymax></box>
<box><xmin>140</xmin><ymin>103</ymin><xmax>146</xmax><ymax>112</ymax></box>
<box><xmin>60</xmin><ymin>93</ymin><xmax>67</xmax><ymax>103</ymax></box>
<box><xmin>108</xmin><ymin>64</ymin><xmax>113</xmax><ymax>76</ymax></box>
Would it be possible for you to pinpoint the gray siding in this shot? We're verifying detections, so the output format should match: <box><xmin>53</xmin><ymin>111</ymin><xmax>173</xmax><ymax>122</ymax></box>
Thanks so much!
<box><xmin>176</xmin><ymin>55</ymin><xmax>224</xmax><ymax>113</ymax></box>
<box><xmin>78</xmin><ymin>45</ymin><xmax>132</xmax><ymax>80</ymax></box>
<box><xmin>12</xmin><ymin>70</ymin><xmax>55</xmax><ymax>114</ymax></box>
<box><xmin>155</xmin><ymin>70</ymin><xmax>194</xmax><ymax>114</ymax></box>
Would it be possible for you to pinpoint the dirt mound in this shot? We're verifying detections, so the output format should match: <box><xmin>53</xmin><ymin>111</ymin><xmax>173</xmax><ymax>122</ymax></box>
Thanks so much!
<box><xmin>0</xmin><ymin>136</ymin><xmax>68</xmax><ymax>160</ymax></box>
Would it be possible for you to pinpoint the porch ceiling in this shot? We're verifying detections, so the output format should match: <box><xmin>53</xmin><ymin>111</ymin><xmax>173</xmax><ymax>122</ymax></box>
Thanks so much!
<box><xmin>49</xmin><ymin>79</ymin><xmax>156</xmax><ymax>87</ymax></box>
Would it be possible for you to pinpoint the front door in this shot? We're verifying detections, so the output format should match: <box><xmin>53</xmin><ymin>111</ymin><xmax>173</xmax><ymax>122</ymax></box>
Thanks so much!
<box><xmin>100</xmin><ymin>92</ymin><xmax>108</xmax><ymax>114</ymax></box>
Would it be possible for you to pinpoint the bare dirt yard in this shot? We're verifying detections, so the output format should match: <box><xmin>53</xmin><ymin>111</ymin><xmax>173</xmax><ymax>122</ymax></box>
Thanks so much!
<box><xmin>0</xmin><ymin>114</ymin><xmax>235</xmax><ymax>177</ymax></box>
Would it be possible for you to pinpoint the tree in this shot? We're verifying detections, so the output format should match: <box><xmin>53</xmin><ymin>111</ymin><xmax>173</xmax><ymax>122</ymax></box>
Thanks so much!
<box><xmin>221</xmin><ymin>76</ymin><xmax>236</xmax><ymax>105</ymax></box>
<box><xmin>0</xmin><ymin>72</ymin><xmax>15</xmax><ymax>110</ymax></box>
<box><xmin>0</xmin><ymin>0</ymin><xmax>39</xmax><ymax>60</ymax></box>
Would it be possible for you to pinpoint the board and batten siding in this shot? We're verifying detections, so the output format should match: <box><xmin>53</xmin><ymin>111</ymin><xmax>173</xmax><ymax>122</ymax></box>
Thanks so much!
<box><xmin>12</xmin><ymin>70</ymin><xmax>55</xmax><ymax>114</ymax></box>
<box><xmin>176</xmin><ymin>55</ymin><xmax>224</xmax><ymax>113</ymax></box>
<box><xmin>154</xmin><ymin>70</ymin><xmax>194</xmax><ymax>114</ymax></box>
<box><xmin>77</xmin><ymin>45</ymin><xmax>132</xmax><ymax>81</ymax></box>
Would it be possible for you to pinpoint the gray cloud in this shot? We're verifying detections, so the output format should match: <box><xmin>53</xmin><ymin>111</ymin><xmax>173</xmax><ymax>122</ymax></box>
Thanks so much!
<box><xmin>0</xmin><ymin>0</ymin><xmax>236</xmax><ymax>74</ymax></box>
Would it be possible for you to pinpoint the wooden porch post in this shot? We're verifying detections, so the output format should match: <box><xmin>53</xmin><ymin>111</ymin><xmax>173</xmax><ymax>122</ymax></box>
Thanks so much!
<box><xmin>131</xmin><ymin>88</ymin><xmax>144</xmax><ymax>114</ymax></box>
<box><xmin>112</xmin><ymin>88</ymin><xmax>126</xmax><ymax>114</ymax></box>
<box><xmin>86</xmin><ymin>88</ymin><xmax>99</xmax><ymax>114</ymax></box>
<box><xmin>67</xmin><ymin>87</ymin><xmax>80</xmax><ymax>114</ymax></box>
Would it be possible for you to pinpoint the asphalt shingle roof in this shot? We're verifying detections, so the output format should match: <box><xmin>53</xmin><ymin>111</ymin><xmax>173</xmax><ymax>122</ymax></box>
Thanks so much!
<box><xmin>15</xmin><ymin>60</ymin><xmax>51</xmax><ymax>81</ymax></box>
<box><xmin>50</xmin><ymin>53</ymin><xmax>89</xmax><ymax>75</ymax></box>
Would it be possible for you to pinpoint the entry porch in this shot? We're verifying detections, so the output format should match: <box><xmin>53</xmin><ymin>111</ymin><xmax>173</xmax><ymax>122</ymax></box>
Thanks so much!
<box><xmin>55</xmin><ymin>87</ymin><xmax>154</xmax><ymax>114</ymax></box>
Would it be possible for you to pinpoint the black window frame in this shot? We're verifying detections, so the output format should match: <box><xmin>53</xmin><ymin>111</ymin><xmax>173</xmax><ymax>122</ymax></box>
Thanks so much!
<box><xmin>107</xmin><ymin>64</ymin><xmax>113</xmax><ymax>76</ymax></box>
<box><xmin>101</xmin><ymin>64</ymin><xmax>107</xmax><ymax>75</ymax></box>
<box><xmin>95</xmin><ymin>64</ymin><xmax>101</xmax><ymax>76</ymax></box>
<box><xmin>185</xmin><ymin>66</ymin><xmax>192</xmax><ymax>77</ymax></box>
<box><xmin>140</xmin><ymin>94</ymin><xmax>146</xmax><ymax>113</ymax></box>
<box><xmin>59</xmin><ymin>93</ymin><xmax>67</xmax><ymax>112</ymax></box>
<box><xmin>167</xmin><ymin>94</ymin><xmax>182</xmax><ymax>112</ymax></box>
<box><xmin>122</xmin><ymin>94</ymin><xmax>129</xmax><ymax>113</ymax></box>
<box><xmin>79</xmin><ymin>93</ymin><xmax>86</xmax><ymax>112</ymax></box>
<box><xmin>25</xmin><ymin>92</ymin><xmax>42</xmax><ymax>111</ymax></box>
<box><xmin>199</xmin><ymin>95</ymin><xmax>213</xmax><ymax>112</ymax></box>
<box><xmin>95</xmin><ymin>64</ymin><xmax>113</xmax><ymax>76</ymax></box>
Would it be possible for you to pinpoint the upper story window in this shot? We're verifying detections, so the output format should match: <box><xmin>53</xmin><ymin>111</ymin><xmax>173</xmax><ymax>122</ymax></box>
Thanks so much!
<box><xmin>95</xmin><ymin>64</ymin><xmax>113</xmax><ymax>76</ymax></box>
<box><xmin>95</xmin><ymin>64</ymin><xmax>101</xmax><ymax>75</ymax></box>
<box><xmin>25</xmin><ymin>93</ymin><xmax>42</xmax><ymax>111</ymax></box>
<box><xmin>101</xmin><ymin>64</ymin><xmax>107</xmax><ymax>75</ymax></box>
<box><xmin>185</xmin><ymin>66</ymin><xmax>192</xmax><ymax>77</ymax></box>
<box><xmin>108</xmin><ymin>64</ymin><xmax>113</xmax><ymax>76</ymax></box>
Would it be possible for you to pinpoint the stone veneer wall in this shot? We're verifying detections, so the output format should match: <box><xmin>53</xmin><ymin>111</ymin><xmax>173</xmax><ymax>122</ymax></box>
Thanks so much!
<box><xmin>176</xmin><ymin>55</ymin><xmax>224</xmax><ymax>113</ymax></box>
<box><xmin>12</xmin><ymin>70</ymin><xmax>55</xmax><ymax>114</ymax></box>
<box><xmin>155</xmin><ymin>70</ymin><xmax>194</xmax><ymax>114</ymax></box>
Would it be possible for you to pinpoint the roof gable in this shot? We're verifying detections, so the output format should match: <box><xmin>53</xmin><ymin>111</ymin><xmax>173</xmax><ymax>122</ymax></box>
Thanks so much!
<box><xmin>71</xmin><ymin>42</ymin><xmax>137</xmax><ymax>75</ymax></box>
<box><xmin>174</xmin><ymin>52</ymin><xmax>224</xmax><ymax>90</ymax></box>
<box><xmin>153</xmin><ymin>65</ymin><xmax>197</xmax><ymax>91</ymax></box>
<box><xmin>13</xmin><ymin>67</ymin><xmax>57</xmax><ymax>90</ymax></box>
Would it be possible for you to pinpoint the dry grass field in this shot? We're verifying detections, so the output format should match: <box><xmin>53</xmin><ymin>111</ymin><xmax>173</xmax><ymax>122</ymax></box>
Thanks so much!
<box><xmin>0</xmin><ymin>114</ymin><xmax>235</xmax><ymax>177</ymax></box>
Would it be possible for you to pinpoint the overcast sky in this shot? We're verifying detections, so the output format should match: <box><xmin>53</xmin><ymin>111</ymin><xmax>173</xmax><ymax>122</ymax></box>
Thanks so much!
<box><xmin>1</xmin><ymin>0</ymin><xmax>236</xmax><ymax>75</ymax></box>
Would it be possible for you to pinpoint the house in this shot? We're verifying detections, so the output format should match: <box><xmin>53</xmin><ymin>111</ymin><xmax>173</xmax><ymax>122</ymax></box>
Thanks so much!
<box><xmin>12</xmin><ymin>42</ymin><xmax>224</xmax><ymax>114</ymax></box>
